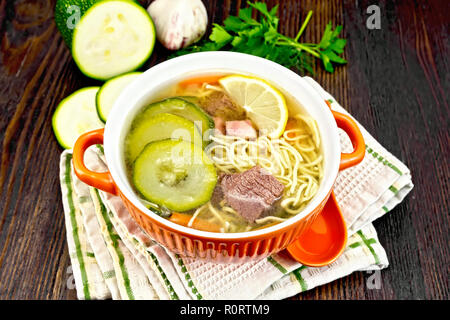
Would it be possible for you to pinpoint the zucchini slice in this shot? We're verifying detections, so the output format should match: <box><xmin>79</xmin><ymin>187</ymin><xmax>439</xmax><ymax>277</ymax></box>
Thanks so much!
<box><xmin>96</xmin><ymin>71</ymin><xmax>142</xmax><ymax>122</ymax></box>
<box><xmin>139</xmin><ymin>98</ymin><xmax>214</xmax><ymax>146</ymax></box>
<box><xmin>52</xmin><ymin>87</ymin><xmax>104</xmax><ymax>149</ymax></box>
<box><xmin>72</xmin><ymin>0</ymin><xmax>155</xmax><ymax>80</ymax></box>
<box><xmin>125</xmin><ymin>112</ymin><xmax>203</xmax><ymax>163</ymax></box>
<box><xmin>133</xmin><ymin>139</ymin><xmax>217</xmax><ymax>212</ymax></box>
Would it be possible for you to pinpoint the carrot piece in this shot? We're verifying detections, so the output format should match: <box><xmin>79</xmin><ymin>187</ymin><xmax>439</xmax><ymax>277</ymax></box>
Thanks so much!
<box><xmin>285</xmin><ymin>118</ymin><xmax>298</xmax><ymax>131</ymax></box>
<box><xmin>284</xmin><ymin>118</ymin><xmax>300</xmax><ymax>139</ymax></box>
<box><xmin>169</xmin><ymin>212</ymin><xmax>222</xmax><ymax>233</ymax></box>
<box><xmin>178</xmin><ymin>74</ymin><xmax>226</xmax><ymax>88</ymax></box>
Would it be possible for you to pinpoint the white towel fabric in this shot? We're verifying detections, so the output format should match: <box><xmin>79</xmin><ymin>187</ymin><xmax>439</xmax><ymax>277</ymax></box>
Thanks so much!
<box><xmin>58</xmin><ymin>78</ymin><xmax>413</xmax><ymax>300</ymax></box>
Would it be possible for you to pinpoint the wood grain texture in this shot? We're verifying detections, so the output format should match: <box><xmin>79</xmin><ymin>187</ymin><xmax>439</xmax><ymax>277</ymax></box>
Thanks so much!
<box><xmin>0</xmin><ymin>0</ymin><xmax>448</xmax><ymax>300</ymax></box>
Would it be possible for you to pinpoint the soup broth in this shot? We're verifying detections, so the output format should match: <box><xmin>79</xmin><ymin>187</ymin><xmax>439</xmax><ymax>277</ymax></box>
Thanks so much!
<box><xmin>124</xmin><ymin>73</ymin><xmax>323</xmax><ymax>233</ymax></box>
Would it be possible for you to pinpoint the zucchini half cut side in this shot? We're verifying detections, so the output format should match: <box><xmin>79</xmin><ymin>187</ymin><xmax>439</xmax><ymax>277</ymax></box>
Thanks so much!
<box><xmin>72</xmin><ymin>0</ymin><xmax>155</xmax><ymax>80</ymax></box>
<box><xmin>52</xmin><ymin>87</ymin><xmax>104</xmax><ymax>149</ymax></box>
<box><xmin>96</xmin><ymin>71</ymin><xmax>142</xmax><ymax>122</ymax></box>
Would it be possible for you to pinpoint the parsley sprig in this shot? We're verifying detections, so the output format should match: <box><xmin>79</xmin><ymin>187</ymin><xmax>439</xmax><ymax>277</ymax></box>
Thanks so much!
<box><xmin>172</xmin><ymin>1</ymin><xmax>347</xmax><ymax>74</ymax></box>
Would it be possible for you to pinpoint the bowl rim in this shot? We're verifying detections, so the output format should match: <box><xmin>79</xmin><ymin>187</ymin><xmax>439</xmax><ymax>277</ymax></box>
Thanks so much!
<box><xmin>104</xmin><ymin>51</ymin><xmax>341</xmax><ymax>240</ymax></box>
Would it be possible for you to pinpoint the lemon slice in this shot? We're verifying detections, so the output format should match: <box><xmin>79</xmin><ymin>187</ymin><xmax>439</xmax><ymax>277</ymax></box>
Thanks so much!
<box><xmin>218</xmin><ymin>75</ymin><xmax>288</xmax><ymax>138</ymax></box>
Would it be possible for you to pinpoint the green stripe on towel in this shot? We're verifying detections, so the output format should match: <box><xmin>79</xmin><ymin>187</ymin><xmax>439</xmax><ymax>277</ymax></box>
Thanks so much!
<box><xmin>70</xmin><ymin>252</ymin><xmax>95</xmax><ymax>260</ymax></box>
<box><xmin>64</xmin><ymin>154</ymin><xmax>91</xmax><ymax>300</ymax></box>
<box><xmin>366</xmin><ymin>146</ymin><xmax>403</xmax><ymax>175</ymax></box>
<box><xmin>93</xmin><ymin>188</ymin><xmax>135</xmax><ymax>300</ymax></box>
<box><xmin>148</xmin><ymin>252</ymin><xmax>179</xmax><ymax>300</ymax></box>
<box><xmin>349</xmin><ymin>242</ymin><xmax>362</xmax><ymax>249</ymax></box>
<box><xmin>292</xmin><ymin>266</ymin><xmax>308</xmax><ymax>292</ymax></box>
<box><xmin>176</xmin><ymin>254</ymin><xmax>203</xmax><ymax>300</ymax></box>
<box><xmin>267</xmin><ymin>256</ymin><xmax>288</xmax><ymax>274</ymax></box>
<box><xmin>349</xmin><ymin>237</ymin><xmax>376</xmax><ymax>249</ymax></box>
<box><xmin>356</xmin><ymin>231</ymin><xmax>380</xmax><ymax>264</ymax></box>
<box><xmin>388</xmin><ymin>185</ymin><xmax>399</xmax><ymax>194</ymax></box>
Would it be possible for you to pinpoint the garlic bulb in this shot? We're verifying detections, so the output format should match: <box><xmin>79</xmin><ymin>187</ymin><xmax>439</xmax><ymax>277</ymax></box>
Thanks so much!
<box><xmin>147</xmin><ymin>0</ymin><xmax>208</xmax><ymax>50</ymax></box>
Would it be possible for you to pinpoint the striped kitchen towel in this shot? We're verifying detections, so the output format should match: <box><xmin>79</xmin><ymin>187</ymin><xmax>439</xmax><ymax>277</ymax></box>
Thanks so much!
<box><xmin>58</xmin><ymin>78</ymin><xmax>413</xmax><ymax>299</ymax></box>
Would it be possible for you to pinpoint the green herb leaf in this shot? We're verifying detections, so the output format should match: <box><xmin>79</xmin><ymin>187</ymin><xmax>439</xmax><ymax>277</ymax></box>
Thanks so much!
<box><xmin>224</xmin><ymin>15</ymin><xmax>248</xmax><ymax>32</ymax></box>
<box><xmin>209</xmin><ymin>24</ymin><xmax>233</xmax><ymax>45</ymax></box>
<box><xmin>238</xmin><ymin>7</ymin><xmax>257</xmax><ymax>25</ymax></box>
<box><xmin>171</xmin><ymin>1</ymin><xmax>347</xmax><ymax>74</ymax></box>
<box><xmin>321</xmin><ymin>54</ymin><xmax>334</xmax><ymax>73</ymax></box>
<box><xmin>248</xmin><ymin>2</ymin><xmax>271</xmax><ymax>19</ymax></box>
<box><xmin>264</xmin><ymin>26</ymin><xmax>279</xmax><ymax>42</ymax></box>
<box><xmin>323</xmin><ymin>48</ymin><xmax>347</xmax><ymax>64</ymax></box>
<box><xmin>330</xmin><ymin>38</ymin><xmax>346</xmax><ymax>54</ymax></box>
<box><xmin>269</xmin><ymin>4</ymin><xmax>279</xmax><ymax>16</ymax></box>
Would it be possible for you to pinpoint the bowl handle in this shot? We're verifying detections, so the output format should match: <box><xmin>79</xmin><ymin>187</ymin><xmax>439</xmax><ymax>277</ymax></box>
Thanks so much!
<box><xmin>72</xmin><ymin>128</ymin><xmax>117</xmax><ymax>195</ymax></box>
<box><xmin>330</xmin><ymin>109</ymin><xmax>365</xmax><ymax>171</ymax></box>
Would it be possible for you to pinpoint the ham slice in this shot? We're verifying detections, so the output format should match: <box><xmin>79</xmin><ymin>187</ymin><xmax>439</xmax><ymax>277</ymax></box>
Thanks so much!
<box><xmin>225</xmin><ymin>120</ymin><xmax>257</xmax><ymax>139</ymax></box>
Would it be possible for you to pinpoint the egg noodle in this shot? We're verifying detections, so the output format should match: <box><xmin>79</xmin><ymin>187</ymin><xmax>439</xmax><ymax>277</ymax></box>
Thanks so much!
<box><xmin>189</xmin><ymin>115</ymin><xmax>323</xmax><ymax>232</ymax></box>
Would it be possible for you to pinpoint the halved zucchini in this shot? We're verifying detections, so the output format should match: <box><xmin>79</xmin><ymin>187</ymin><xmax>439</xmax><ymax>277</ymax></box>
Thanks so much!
<box><xmin>96</xmin><ymin>71</ymin><xmax>142</xmax><ymax>122</ymax></box>
<box><xmin>52</xmin><ymin>87</ymin><xmax>104</xmax><ymax>149</ymax></box>
<box><xmin>72</xmin><ymin>0</ymin><xmax>155</xmax><ymax>80</ymax></box>
<box><xmin>54</xmin><ymin>0</ymin><xmax>99</xmax><ymax>48</ymax></box>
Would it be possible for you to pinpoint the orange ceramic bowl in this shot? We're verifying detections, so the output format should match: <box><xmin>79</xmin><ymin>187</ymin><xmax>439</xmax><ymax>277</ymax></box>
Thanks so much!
<box><xmin>73</xmin><ymin>52</ymin><xmax>364</xmax><ymax>264</ymax></box>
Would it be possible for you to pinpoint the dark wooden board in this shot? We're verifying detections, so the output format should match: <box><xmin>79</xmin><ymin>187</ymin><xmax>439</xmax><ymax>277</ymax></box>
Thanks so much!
<box><xmin>0</xmin><ymin>0</ymin><xmax>448</xmax><ymax>300</ymax></box>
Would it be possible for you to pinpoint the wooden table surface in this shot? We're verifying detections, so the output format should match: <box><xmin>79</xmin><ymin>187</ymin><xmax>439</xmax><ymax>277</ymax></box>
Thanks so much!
<box><xmin>0</xmin><ymin>0</ymin><xmax>448</xmax><ymax>300</ymax></box>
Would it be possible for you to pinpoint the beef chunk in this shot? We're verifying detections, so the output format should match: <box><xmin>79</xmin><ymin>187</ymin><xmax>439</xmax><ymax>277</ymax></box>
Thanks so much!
<box><xmin>219</xmin><ymin>166</ymin><xmax>284</xmax><ymax>222</ymax></box>
<box><xmin>210</xmin><ymin>172</ymin><xmax>226</xmax><ymax>207</ymax></box>
<box><xmin>199</xmin><ymin>91</ymin><xmax>246</xmax><ymax>120</ymax></box>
